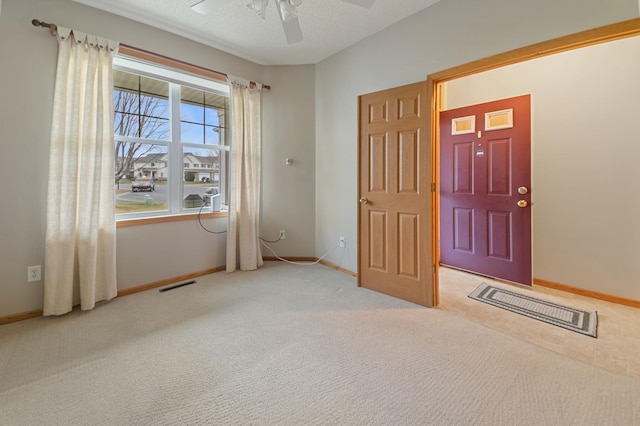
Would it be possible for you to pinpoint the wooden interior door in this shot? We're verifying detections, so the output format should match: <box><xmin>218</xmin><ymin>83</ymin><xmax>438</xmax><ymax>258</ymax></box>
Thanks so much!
<box><xmin>358</xmin><ymin>82</ymin><xmax>434</xmax><ymax>306</ymax></box>
<box><xmin>440</xmin><ymin>95</ymin><xmax>532</xmax><ymax>285</ymax></box>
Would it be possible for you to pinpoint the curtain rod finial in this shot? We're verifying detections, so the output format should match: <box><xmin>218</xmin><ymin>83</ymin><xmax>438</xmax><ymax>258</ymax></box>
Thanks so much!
<box><xmin>32</xmin><ymin>19</ymin><xmax>58</xmax><ymax>36</ymax></box>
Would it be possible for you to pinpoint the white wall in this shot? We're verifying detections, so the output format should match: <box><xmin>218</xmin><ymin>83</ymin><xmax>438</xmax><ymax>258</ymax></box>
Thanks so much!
<box><xmin>444</xmin><ymin>36</ymin><xmax>640</xmax><ymax>300</ymax></box>
<box><xmin>314</xmin><ymin>0</ymin><xmax>638</xmax><ymax>278</ymax></box>
<box><xmin>0</xmin><ymin>0</ymin><xmax>315</xmax><ymax>317</ymax></box>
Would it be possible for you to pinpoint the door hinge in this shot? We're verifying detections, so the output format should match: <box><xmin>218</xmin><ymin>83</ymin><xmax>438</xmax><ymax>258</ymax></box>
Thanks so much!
<box><xmin>431</xmin><ymin>182</ymin><xmax>436</xmax><ymax>192</ymax></box>
<box><xmin>432</xmin><ymin>264</ymin><xmax>436</xmax><ymax>274</ymax></box>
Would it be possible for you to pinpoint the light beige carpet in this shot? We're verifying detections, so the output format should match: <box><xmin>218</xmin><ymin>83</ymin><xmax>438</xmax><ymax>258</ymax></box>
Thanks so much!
<box><xmin>1</xmin><ymin>261</ymin><xmax>638</xmax><ymax>425</ymax></box>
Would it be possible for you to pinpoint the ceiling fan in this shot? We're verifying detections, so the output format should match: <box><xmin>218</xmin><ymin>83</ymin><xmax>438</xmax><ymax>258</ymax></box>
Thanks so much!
<box><xmin>189</xmin><ymin>0</ymin><xmax>376</xmax><ymax>44</ymax></box>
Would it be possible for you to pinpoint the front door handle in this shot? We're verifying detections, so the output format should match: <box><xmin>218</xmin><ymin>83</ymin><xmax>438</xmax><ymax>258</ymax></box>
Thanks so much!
<box><xmin>517</xmin><ymin>200</ymin><xmax>528</xmax><ymax>208</ymax></box>
<box><xmin>359</xmin><ymin>197</ymin><xmax>369</xmax><ymax>205</ymax></box>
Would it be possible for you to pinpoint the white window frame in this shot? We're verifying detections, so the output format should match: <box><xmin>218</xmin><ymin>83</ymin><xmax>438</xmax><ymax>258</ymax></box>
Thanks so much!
<box><xmin>113</xmin><ymin>55</ymin><xmax>230</xmax><ymax>220</ymax></box>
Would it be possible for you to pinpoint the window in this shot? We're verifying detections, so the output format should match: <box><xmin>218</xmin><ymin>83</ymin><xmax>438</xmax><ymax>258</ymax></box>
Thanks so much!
<box><xmin>113</xmin><ymin>55</ymin><xmax>230</xmax><ymax>219</ymax></box>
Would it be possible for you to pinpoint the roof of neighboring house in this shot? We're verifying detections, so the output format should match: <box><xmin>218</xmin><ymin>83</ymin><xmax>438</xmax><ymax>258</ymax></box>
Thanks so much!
<box><xmin>123</xmin><ymin>152</ymin><xmax>219</xmax><ymax>165</ymax></box>
<box><xmin>134</xmin><ymin>153</ymin><xmax>166</xmax><ymax>163</ymax></box>
<box><xmin>184</xmin><ymin>153</ymin><xmax>218</xmax><ymax>164</ymax></box>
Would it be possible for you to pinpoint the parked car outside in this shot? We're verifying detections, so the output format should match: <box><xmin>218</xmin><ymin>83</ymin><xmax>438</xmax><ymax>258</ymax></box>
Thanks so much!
<box><xmin>131</xmin><ymin>178</ymin><xmax>155</xmax><ymax>192</ymax></box>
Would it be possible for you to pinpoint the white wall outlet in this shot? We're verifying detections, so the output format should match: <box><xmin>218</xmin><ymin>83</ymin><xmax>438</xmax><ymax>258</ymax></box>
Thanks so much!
<box><xmin>27</xmin><ymin>265</ymin><xmax>42</xmax><ymax>282</ymax></box>
<box><xmin>339</xmin><ymin>236</ymin><xmax>346</xmax><ymax>247</ymax></box>
<box><xmin>279</xmin><ymin>229</ymin><xmax>286</xmax><ymax>240</ymax></box>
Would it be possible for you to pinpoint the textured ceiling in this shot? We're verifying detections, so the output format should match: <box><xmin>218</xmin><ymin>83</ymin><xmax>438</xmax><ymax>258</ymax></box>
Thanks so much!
<box><xmin>72</xmin><ymin>0</ymin><xmax>440</xmax><ymax>65</ymax></box>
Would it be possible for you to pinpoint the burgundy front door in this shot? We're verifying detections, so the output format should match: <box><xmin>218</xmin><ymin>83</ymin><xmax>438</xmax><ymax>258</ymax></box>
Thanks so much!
<box><xmin>440</xmin><ymin>95</ymin><xmax>531</xmax><ymax>285</ymax></box>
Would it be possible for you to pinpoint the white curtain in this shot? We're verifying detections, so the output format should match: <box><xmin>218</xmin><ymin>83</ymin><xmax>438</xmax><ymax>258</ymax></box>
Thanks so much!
<box><xmin>43</xmin><ymin>28</ymin><xmax>119</xmax><ymax>315</ymax></box>
<box><xmin>226</xmin><ymin>76</ymin><xmax>264</xmax><ymax>272</ymax></box>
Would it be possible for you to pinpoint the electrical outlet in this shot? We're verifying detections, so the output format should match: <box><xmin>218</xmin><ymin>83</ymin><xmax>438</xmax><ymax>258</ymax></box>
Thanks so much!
<box><xmin>279</xmin><ymin>229</ymin><xmax>286</xmax><ymax>240</ymax></box>
<box><xmin>27</xmin><ymin>265</ymin><xmax>42</xmax><ymax>283</ymax></box>
<box><xmin>339</xmin><ymin>236</ymin><xmax>346</xmax><ymax>248</ymax></box>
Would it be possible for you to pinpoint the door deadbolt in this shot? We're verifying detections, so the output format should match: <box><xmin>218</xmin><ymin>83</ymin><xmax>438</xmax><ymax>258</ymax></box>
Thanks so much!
<box><xmin>517</xmin><ymin>186</ymin><xmax>529</xmax><ymax>195</ymax></box>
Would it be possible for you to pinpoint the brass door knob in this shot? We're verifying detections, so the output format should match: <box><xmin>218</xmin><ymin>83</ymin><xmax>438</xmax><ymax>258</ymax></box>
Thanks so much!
<box><xmin>517</xmin><ymin>200</ymin><xmax>528</xmax><ymax>208</ymax></box>
<box><xmin>359</xmin><ymin>197</ymin><xmax>368</xmax><ymax>205</ymax></box>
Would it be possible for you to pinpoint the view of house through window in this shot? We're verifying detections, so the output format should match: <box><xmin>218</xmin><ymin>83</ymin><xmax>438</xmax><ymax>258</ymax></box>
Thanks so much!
<box><xmin>113</xmin><ymin>56</ymin><xmax>230</xmax><ymax>218</ymax></box>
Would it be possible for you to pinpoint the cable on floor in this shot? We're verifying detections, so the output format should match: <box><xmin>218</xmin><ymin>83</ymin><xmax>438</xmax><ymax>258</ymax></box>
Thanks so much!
<box><xmin>260</xmin><ymin>240</ymin><xmax>340</xmax><ymax>266</ymax></box>
<box><xmin>259</xmin><ymin>235</ymin><xmax>283</xmax><ymax>243</ymax></box>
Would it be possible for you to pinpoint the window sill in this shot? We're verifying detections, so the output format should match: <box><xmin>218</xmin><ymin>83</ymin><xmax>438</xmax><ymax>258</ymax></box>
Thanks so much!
<box><xmin>116</xmin><ymin>211</ymin><xmax>228</xmax><ymax>228</ymax></box>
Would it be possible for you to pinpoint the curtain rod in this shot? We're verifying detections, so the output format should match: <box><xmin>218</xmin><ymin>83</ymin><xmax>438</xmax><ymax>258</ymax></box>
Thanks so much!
<box><xmin>31</xmin><ymin>19</ymin><xmax>271</xmax><ymax>90</ymax></box>
<box><xmin>32</xmin><ymin>19</ymin><xmax>57</xmax><ymax>35</ymax></box>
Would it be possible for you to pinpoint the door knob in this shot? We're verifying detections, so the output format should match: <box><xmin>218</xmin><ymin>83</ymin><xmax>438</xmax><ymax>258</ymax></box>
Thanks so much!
<box><xmin>517</xmin><ymin>186</ymin><xmax>529</xmax><ymax>195</ymax></box>
<box><xmin>517</xmin><ymin>200</ymin><xmax>528</xmax><ymax>208</ymax></box>
<box><xmin>359</xmin><ymin>197</ymin><xmax>368</xmax><ymax>205</ymax></box>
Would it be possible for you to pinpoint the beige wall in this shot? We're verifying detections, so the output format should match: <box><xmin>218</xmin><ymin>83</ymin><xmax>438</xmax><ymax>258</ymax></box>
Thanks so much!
<box><xmin>444</xmin><ymin>35</ymin><xmax>640</xmax><ymax>300</ymax></box>
<box><xmin>314</xmin><ymin>0</ymin><xmax>638</xmax><ymax>285</ymax></box>
<box><xmin>261</xmin><ymin>65</ymin><xmax>316</xmax><ymax>256</ymax></box>
<box><xmin>0</xmin><ymin>0</ymin><xmax>315</xmax><ymax>317</ymax></box>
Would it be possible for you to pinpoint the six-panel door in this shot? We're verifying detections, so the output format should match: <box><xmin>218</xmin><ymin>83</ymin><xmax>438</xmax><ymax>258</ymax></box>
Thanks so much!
<box><xmin>358</xmin><ymin>82</ymin><xmax>434</xmax><ymax>306</ymax></box>
<box><xmin>440</xmin><ymin>95</ymin><xmax>532</xmax><ymax>285</ymax></box>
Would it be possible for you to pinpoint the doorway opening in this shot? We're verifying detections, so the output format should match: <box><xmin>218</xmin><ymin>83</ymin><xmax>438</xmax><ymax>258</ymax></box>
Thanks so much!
<box><xmin>428</xmin><ymin>18</ymin><xmax>640</xmax><ymax>305</ymax></box>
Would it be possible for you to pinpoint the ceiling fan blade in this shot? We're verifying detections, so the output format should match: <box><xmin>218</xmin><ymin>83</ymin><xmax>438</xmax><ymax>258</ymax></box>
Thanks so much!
<box><xmin>281</xmin><ymin>16</ymin><xmax>303</xmax><ymax>44</ymax></box>
<box><xmin>247</xmin><ymin>0</ymin><xmax>270</xmax><ymax>19</ymax></box>
<box><xmin>342</xmin><ymin>0</ymin><xmax>376</xmax><ymax>8</ymax></box>
<box><xmin>191</xmin><ymin>0</ymin><xmax>233</xmax><ymax>14</ymax></box>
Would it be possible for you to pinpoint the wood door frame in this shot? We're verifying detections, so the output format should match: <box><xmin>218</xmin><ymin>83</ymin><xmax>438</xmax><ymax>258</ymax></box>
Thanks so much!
<box><xmin>427</xmin><ymin>18</ymin><xmax>640</xmax><ymax>306</ymax></box>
